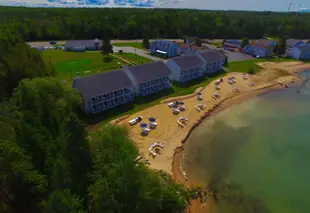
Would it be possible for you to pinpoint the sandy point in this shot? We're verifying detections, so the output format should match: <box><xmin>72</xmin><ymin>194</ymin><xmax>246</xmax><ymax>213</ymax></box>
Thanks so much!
<box><xmin>115</xmin><ymin>62</ymin><xmax>308</xmax><ymax>175</ymax></box>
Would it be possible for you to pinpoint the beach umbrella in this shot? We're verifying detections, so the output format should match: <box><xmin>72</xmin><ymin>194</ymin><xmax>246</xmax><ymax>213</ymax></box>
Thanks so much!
<box><xmin>149</xmin><ymin>117</ymin><xmax>156</xmax><ymax>122</ymax></box>
<box><xmin>140</xmin><ymin>123</ymin><xmax>148</xmax><ymax>128</ymax></box>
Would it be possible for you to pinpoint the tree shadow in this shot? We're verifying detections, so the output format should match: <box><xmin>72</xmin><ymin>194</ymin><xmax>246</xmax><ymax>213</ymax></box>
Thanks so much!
<box><xmin>103</xmin><ymin>56</ymin><xmax>113</xmax><ymax>63</ymax></box>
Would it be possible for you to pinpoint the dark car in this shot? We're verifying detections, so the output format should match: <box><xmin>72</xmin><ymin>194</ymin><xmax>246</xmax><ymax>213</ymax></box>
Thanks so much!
<box><xmin>50</xmin><ymin>41</ymin><xmax>57</xmax><ymax>45</ymax></box>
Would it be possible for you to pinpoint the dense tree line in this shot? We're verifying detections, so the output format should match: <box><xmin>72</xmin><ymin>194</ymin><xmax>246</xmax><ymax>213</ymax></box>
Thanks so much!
<box><xmin>0</xmin><ymin>32</ymin><xmax>55</xmax><ymax>100</ymax></box>
<box><xmin>0</xmin><ymin>37</ymin><xmax>194</xmax><ymax>212</ymax></box>
<box><xmin>1</xmin><ymin>6</ymin><xmax>310</xmax><ymax>41</ymax></box>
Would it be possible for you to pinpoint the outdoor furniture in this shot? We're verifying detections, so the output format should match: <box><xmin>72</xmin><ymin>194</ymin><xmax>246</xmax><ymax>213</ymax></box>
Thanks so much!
<box><xmin>148</xmin><ymin>117</ymin><xmax>156</xmax><ymax>122</ymax></box>
<box><xmin>179</xmin><ymin>105</ymin><xmax>186</xmax><ymax>111</ymax></box>
<box><xmin>168</xmin><ymin>102</ymin><xmax>176</xmax><ymax>108</ymax></box>
<box><xmin>173</xmin><ymin>109</ymin><xmax>180</xmax><ymax>115</ymax></box>
<box><xmin>149</xmin><ymin>122</ymin><xmax>158</xmax><ymax>129</ymax></box>
<box><xmin>197</xmin><ymin>95</ymin><xmax>203</xmax><ymax>100</ymax></box>
<box><xmin>129</xmin><ymin>116</ymin><xmax>143</xmax><ymax>125</ymax></box>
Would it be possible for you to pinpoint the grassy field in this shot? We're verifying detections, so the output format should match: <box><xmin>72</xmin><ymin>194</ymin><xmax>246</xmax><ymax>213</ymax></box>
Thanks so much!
<box><xmin>113</xmin><ymin>42</ymin><xmax>145</xmax><ymax>50</ymax></box>
<box><xmin>116</xmin><ymin>52</ymin><xmax>154</xmax><ymax>64</ymax></box>
<box><xmin>41</xmin><ymin>50</ymin><xmax>126</xmax><ymax>80</ymax></box>
<box><xmin>227</xmin><ymin>58</ymin><xmax>297</xmax><ymax>73</ymax></box>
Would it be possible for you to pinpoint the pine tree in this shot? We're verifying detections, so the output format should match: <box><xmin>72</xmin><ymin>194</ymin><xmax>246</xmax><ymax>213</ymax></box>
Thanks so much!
<box><xmin>142</xmin><ymin>37</ymin><xmax>150</xmax><ymax>49</ymax></box>
<box><xmin>101</xmin><ymin>37</ymin><xmax>113</xmax><ymax>55</ymax></box>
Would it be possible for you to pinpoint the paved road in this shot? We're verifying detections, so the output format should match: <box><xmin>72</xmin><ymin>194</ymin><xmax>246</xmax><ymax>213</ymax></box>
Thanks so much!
<box><xmin>113</xmin><ymin>46</ymin><xmax>164</xmax><ymax>62</ymax></box>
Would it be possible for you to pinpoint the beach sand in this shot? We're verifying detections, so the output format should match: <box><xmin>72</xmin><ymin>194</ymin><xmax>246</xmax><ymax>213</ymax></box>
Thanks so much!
<box><xmin>113</xmin><ymin>62</ymin><xmax>310</xmax><ymax>212</ymax></box>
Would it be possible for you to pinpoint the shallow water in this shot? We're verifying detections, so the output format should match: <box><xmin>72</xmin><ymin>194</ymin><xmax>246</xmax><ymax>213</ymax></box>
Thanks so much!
<box><xmin>183</xmin><ymin>71</ymin><xmax>310</xmax><ymax>213</ymax></box>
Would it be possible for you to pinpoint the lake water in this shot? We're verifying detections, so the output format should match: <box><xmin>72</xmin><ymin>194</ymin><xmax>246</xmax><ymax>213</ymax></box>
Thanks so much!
<box><xmin>183</xmin><ymin>71</ymin><xmax>310</xmax><ymax>213</ymax></box>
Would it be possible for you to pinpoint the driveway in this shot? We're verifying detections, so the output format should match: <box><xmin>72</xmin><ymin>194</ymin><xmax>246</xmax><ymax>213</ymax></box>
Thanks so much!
<box><xmin>113</xmin><ymin>46</ymin><xmax>164</xmax><ymax>62</ymax></box>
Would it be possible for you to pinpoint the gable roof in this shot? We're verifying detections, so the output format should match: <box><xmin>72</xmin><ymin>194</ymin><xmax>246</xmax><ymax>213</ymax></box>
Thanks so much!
<box><xmin>198</xmin><ymin>49</ymin><xmax>226</xmax><ymax>63</ymax></box>
<box><xmin>255</xmin><ymin>39</ymin><xmax>276</xmax><ymax>46</ymax></box>
<box><xmin>297</xmin><ymin>44</ymin><xmax>310</xmax><ymax>53</ymax></box>
<box><xmin>127</xmin><ymin>61</ymin><xmax>171</xmax><ymax>83</ymax></box>
<box><xmin>65</xmin><ymin>39</ymin><xmax>102</xmax><ymax>48</ymax></box>
<box><xmin>249</xmin><ymin>43</ymin><xmax>274</xmax><ymax>52</ymax></box>
<box><xmin>287</xmin><ymin>39</ymin><xmax>304</xmax><ymax>46</ymax></box>
<box><xmin>72</xmin><ymin>70</ymin><xmax>133</xmax><ymax>99</ymax></box>
<box><xmin>171</xmin><ymin>54</ymin><xmax>205</xmax><ymax>70</ymax></box>
<box><xmin>179</xmin><ymin>43</ymin><xmax>201</xmax><ymax>50</ymax></box>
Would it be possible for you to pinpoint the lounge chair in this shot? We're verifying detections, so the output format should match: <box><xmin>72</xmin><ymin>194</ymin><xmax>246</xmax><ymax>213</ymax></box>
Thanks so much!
<box><xmin>129</xmin><ymin>116</ymin><xmax>143</xmax><ymax>126</ymax></box>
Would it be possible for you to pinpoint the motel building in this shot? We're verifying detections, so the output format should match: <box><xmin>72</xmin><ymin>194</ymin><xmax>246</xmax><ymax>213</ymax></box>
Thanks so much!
<box><xmin>197</xmin><ymin>49</ymin><xmax>226</xmax><ymax>74</ymax></box>
<box><xmin>123</xmin><ymin>61</ymin><xmax>172</xmax><ymax>96</ymax></box>
<box><xmin>72</xmin><ymin>70</ymin><xmax>134</xmax><ymax>114</ymax></box>
<box><xmin>166</xmin><ymin>54</ymin><xmax>205</xmax><ymax>82</ymax></box>
<box><xmin>288</xmin><ymin>44</ymin><xmax>310</xmax><ymax>60</ymax></box>
<box><xmin>150</xmin><ymin>40</ymin><xmax>179</xmax><ymax>58</ymax></box>
<box><xmin>65</xmin><ymin>39</ymin><xmax>102</xmax><ymax>52</ymax></box>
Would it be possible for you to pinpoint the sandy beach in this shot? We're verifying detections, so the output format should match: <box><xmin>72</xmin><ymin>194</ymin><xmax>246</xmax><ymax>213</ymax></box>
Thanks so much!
<box><xmin>113</xmin><ymin>61</ymin><xmax>310</xmax><ymax>212</ymax></box>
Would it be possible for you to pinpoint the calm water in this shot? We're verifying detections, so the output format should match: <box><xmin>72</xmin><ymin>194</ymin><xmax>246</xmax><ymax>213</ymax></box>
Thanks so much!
<box><xmin>183</xmin><ymin>71</ymin><xmax>310</xmax><ymax>213</ymax></box>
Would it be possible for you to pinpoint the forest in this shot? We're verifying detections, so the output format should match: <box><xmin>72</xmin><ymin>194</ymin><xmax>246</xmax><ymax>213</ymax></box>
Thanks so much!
<box><xmin>1</xmin><ymin>6</ymin><xmax>310</xmax><ymax>41</ymax></box>
<box><xmin>0</xmin><ymin>28</ymin><xmax>196</xmax><ymax>213</ymax></box>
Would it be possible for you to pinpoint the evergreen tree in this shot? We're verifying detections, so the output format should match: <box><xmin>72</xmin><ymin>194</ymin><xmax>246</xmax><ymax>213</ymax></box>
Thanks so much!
<box><xmin>142</xmin><ymin>37</ymin><xmax>150</xmax><ymax>49</ymax></box>
<box><xmin>275</xmin><ymin>37</ymin><xmax>287</xmax><ymax>55</ymax></box>
<box><xmin>101</xmin><ymin>37</ymin><xmax>113</xmax><ymax>55</ymax></box>
<box><xmin>241</xmin><ymin>37</ymin><xmax>250</xmax><ymax>47</ymax></box>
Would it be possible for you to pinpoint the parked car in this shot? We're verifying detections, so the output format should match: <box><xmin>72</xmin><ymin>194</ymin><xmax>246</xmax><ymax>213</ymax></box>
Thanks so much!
<box><xmin>50</xmin><ymin>41</ymin><xmax>57</xmax><ymax>45</ymax></box>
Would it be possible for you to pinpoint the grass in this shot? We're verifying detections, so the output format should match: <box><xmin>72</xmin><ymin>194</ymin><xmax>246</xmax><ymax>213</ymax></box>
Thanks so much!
<box><xmin>41</xmin><ymin>50</ymin><xmax>126</xmax><ymax>80</ymax></box>
<box><xmin>115</xmin><ymin>52</ymin><xmax>154</xmax><ymax>64</ymax></box>
<box><xmin>227</xmin><ymin>58</ymin><xmax>297</xmax><ymax>74</ymax></box>
<box><xmin>113</xmin><ymin>42</ymin><xmax>145</xmax><ymax>50</ymax></box>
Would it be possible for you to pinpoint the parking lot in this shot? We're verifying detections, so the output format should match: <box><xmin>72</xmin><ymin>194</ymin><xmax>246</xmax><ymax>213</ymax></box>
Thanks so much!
<box><xmin>203</xmin><ymin>44</ymin><xmax>254</xmax><ymax>62</ymax></box>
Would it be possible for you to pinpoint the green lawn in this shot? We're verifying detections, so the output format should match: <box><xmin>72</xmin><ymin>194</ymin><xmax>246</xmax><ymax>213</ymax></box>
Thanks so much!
<box><xmin>116</xmin><ymin>53</ymin><xmax>154</xmax><ymax>64</ymax></box>
<box><xmin>113</xmin><ymin>42</ymin><xmax>145</xmax><ymax>50</ymax></box>
<box><xmin>227</xmin><ymin>58</ymin><xmax>297</xmax><ymax>73</ymax></box>
<box><xmin>41</xmin><ymin>50</ymin><xmax>126</xmax><ymax>80</ymax></box>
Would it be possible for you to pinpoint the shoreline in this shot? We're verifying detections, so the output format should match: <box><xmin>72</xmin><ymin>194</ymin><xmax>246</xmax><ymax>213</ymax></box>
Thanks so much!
<box><xmin>171</xmin><ymin>85</ymin><xmax>285</xmax><ymax>213</ymax></box>
<box><xmin>172</xmin><ymin>75</ymin><xmax>310</xmax><ymax>212</ymax></box>
<box><xmin>112</xmin><ymin>61</ymin><xmax>310</xmax><ymax>212</ymax></box>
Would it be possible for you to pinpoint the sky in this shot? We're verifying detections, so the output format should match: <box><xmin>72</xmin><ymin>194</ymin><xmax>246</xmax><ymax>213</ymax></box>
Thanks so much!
<box><xmin>0</xmin><ymin>0</ymin><xmax>310</xmax><ymax>11</ymax></box>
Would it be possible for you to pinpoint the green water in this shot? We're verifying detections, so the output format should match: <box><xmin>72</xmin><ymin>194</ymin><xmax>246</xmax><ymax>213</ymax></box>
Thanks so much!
<box><xmin>183</xmin><ymin>72</ymin><xmax>310</xmax><ymax>213</ymax></box>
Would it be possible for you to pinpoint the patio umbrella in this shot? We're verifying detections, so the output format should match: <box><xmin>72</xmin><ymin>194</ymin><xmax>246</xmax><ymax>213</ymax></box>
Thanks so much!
<box><xmin>149</xmin><ymin>117</ymin><xmax>156</xmax><ymax>122</ymax></box>
<box><xmin>140</xmin><ymin>123</ymin><xmax>148</xmax><ymax>128</ymax></box>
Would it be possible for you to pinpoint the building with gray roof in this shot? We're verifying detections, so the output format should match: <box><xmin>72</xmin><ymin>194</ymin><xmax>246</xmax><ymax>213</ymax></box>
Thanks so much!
<box><xmin>123</xmin><ymin>61</ymin><xmax>172</xmax><ymax>96</ymax></box>
<box><xmin>197</xmin><ymin>50</ymin><xmax>226</xmax><ymax>74</ymax></box>
<box><xmin>65</xmin><ymin>39</ymin><xmax>102</xmax><ymax>52</ymax></box>
<box><xmin>167</xmin><ymin>54</ymin><xmax>205</xmax><ymax>82</ymax></box>
<box><xmin>288</xmin><ymin>44</ymin><xmax>310</xmax><ymax>60</ymax></box>
<box><xmin>72</xmin><ymin>70</ymin><xmax>134</xmax><ymax>114</ymax></box>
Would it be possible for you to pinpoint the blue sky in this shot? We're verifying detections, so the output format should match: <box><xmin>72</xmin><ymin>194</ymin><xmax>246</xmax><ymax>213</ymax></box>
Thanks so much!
<box><xmin>0</xmin><ymin>0</ymin><xmax>309</xmax><ymax>11</ymax></box>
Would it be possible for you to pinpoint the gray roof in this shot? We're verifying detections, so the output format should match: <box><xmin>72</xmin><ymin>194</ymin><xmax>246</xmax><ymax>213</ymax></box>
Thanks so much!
<box><xmin>287</xmin><ymin>39</ymin><xmax>303</xmax><ymax>46</ymax></box>
<box><xmin>65</xmin><ymin>39</ymin><xmax>102</xmax><ymax>48</ymax></box>
<box><xmin>256</xmin><ymin>39</ymin><xmax>276</xmax><ymax>46</ymax></box>
<box><xmin>297</xmin><ymin>45</ymin><xmax>310</xmax><ymax>53</ymax></box>
<box><xmin>72</xmin><ymin>70</ymin><xmax>133</xmax><ymax>99</ymax></box>
<box><xmin>127</xmin><ymin>61</ymin><xmax>171</xmax><ymax>83</ymax></box>
<box><xmin>198</xmin><ymin>49</ymin><xmax>226</xmax><ymax>63</ymax></box>
<box><xmin>171</xmin><ymin>54</ymin><xmax>205</xmax><ymax>70</ymax></box>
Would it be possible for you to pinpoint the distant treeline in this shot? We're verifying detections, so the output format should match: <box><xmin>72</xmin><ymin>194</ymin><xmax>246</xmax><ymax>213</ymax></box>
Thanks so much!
<box><xmin>1</xmin><ymin>6</ymin><xmax>310</xmax><ymax>41</ymax></box>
